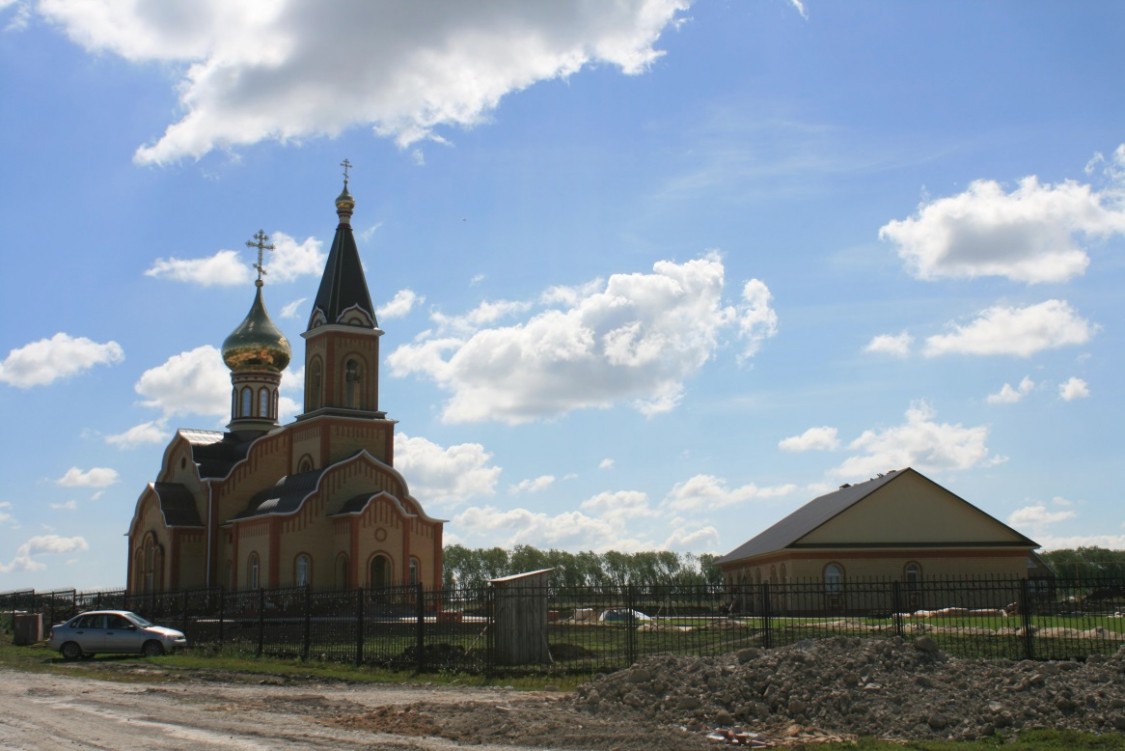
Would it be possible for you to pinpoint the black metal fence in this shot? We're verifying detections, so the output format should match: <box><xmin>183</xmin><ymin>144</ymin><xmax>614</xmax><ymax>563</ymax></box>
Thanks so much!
<box><xmin>4</xmin><ymin>577</ymin><xmax>1123</xmax><ymax>674</ymax></box>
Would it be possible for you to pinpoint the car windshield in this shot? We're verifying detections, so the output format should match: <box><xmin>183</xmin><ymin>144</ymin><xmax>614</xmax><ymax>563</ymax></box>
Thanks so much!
<box><xmin>124</xmin><ymin>612</ymin><xmax>154</xmax><ymax>627</ymax></box>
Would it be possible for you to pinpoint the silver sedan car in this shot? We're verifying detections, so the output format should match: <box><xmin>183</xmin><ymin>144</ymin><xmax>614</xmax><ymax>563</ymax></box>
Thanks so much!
<box><xmin>47</xmin><ymin>610</ymin><xmax>187</xmax><ymax>659</ymax></box>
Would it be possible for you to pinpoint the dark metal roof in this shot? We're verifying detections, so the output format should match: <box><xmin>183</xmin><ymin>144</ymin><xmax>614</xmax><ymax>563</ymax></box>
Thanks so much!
<box><xmin>183</xmin><ymin>431</ymin><xmax>254</xmax><ymax>479</ymax></box>
<box><xmin>717</xmin><ymin>470</ymin><xmax>904</xmax><ymax>564</ymax></box>
<box><xmin>307</xmin><ymin>216</ymin><xmax>376</xmax><ymax>331</ymax></box>
<box><xmin>153</xmin><ymin>483</ymin><xmax>203</xmax><ymax>527</ymax></box>
<box><xmin>233</xmin><ymin>468</ymin><xmax>326</xmax><ymax>520</ymax></box>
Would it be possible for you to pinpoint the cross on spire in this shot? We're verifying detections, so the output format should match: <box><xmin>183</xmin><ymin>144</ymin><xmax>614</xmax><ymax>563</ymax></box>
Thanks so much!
<box><xmin>246</xmin><ymin>229</ymin><xmax>275</xmax><ymax>287</ymax></box>
<box><xmin>340</xmin><ymin>158</ymin><xmax>352</xmax><ymax>187</ymax></box>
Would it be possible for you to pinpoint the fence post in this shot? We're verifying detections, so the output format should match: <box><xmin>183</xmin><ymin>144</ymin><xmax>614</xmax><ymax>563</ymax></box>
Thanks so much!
<box><xmin>761</xmin><ymin>583</ymin><xmax>772</xmax><ymax>650</ymax></box>
<box><xmin>181</xmin><ymin>590</ymin><xmax>189</xmax><ymax>636</ymax></box>
<box><xmin>256</xmin><ymin>588</ymin><xmax>265</xmax><ymax>658</ymax></box>
<box><xmin>625</xmin><ymin>584</ymin><xmax>637</xmax><ymax>665</ymax></box>
<box><xmin>355</xmin><ymin>587</ymin><xmax>364</xmax><ymax>666</ymax></box>
<box><xmin>415</xmin><ymin>583</ymin><xmax>426</xmax><ymax>672</ymax></box>
<box><xmin>302</xmin><ymin>585</ymin><xmax>311</xmax><ymax>661</ymax></box>
<box><xmin>1019</xmin><ymin>578</ymin><xmax>1034</xmax><ymax>660</ymax></box>
<box><xmin>892</xmin><ymin>581</ymin><xmax>904</xmax><ymax>639</ymax></box>
<box><xmin>217</xmin><ymin>587</ymin><xmax>225</xmax><ymax>650</ymax></box>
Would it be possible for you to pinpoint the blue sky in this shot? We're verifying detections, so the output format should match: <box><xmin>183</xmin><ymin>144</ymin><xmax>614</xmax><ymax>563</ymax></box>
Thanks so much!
<box><xmin>1</xmin><ymin>0</ymin><xmax>1123</xmax><ymax>590</ymax></box>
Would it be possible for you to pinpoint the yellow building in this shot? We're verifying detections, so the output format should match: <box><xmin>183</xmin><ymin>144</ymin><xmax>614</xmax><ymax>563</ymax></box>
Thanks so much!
<box><xmin>717</xmin><ymin>467</ymin><xmax>1042</xmax><ymax>605</ymax></box>
<box><xmin>126</xmin><ymin>176</ymin><xmax>444</xmax><ymax>594</ymax></box>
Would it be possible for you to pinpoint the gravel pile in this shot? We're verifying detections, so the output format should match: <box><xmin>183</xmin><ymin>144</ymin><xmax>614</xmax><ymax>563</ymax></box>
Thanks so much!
<box><xmin>573</xmin><ymin>636</ymin><xmax>1125</xmax><ymax>742</ymax></box>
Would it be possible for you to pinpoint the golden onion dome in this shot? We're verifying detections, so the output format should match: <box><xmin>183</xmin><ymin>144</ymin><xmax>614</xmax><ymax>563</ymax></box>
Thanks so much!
<box><xmin>221</xmin><ymin>285</ymin><xmax>291</xmax><ymax>372</ymax></box>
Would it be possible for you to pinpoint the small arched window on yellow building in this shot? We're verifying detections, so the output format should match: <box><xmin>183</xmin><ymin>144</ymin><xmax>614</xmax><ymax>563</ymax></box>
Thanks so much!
<box><xmin>248</xmin><ymin>552</ymin><xmax>261</xmax><ymax>590</ymax></box>
<box><xmin>823</xmin><ymin>562</ymin><xmax>844</xmax><ymax>594</ymax></box>
<box><xmin>295</xmin><ymin>554</ymin><xmax>311</xmax><ymax>587</ymax></box>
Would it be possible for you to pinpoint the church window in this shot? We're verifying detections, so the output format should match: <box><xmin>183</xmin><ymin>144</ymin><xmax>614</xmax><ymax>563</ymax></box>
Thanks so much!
<box><xmin>335</xmin><ymin>553</ymin><xmax>349</xmax><ymax>589</ymax></box>
<box><xmin>408</xmin><ymin>558</ymin><xmax>419</xmax><ymax>586</ymax></box>
<box><xmin>345</xmin><ymin>358</ymin><xmax>361</xmax><ymax>408</ymax></box>
<box><xmin>295</xmin><ymin>554</ymin><xmax>310</xmax><ymax>587</ymax></box>
<box><xmin>904</xmin><ymin>562</ymin><xmax>922</xmax><ymax>589</ymax></box>
<box><xmin>258</xmin><ymin>387</ymin><xmax>270</xmax><ymax>418</ymax></box>
<box><xmin>823</xmin><ymin>562</ymin><xmax>844</xmax><ymax>594</ymax></box>
<box><xmin>308</xmin><ymin>358</ymin><xmax>322</xmax><ymax>411</ymax></box>
<box><xmin>297</xmin><ymin>454</ymin><xmax>314</xmax><ymax>473</ymax></box>
<box><xmin>240</xmin><ymin>386</ymin><xmax>252</xmax><ymax>417</ymax></box>
<box><xmin>370</xmin><ymin>554</ymin><xmax>391</xmax><ymax>589</ymax></box>
<box><xmin>248</xmin><ymin>552</ymin><xmax>260</xmax><ymax>590</ymax></box>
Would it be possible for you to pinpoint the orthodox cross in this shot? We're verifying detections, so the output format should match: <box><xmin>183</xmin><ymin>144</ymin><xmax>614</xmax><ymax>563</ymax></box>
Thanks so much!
<box><xmin>340</xmin><ymin>158</ymin><xmax>352</xmax><ymax>186</ymax></box>
<box><xmin>246</xmin><ymin>229</ymin><xmax>274</xmax><ymax>287</ymax></box>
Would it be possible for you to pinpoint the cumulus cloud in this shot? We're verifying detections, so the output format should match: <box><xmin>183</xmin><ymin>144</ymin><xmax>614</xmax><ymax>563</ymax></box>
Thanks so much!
<box><xmin>145</xmin><ymin>232</ymin><xmax>324</xmax><ymax>286</ymax></box>
<box><xmin>378</xmin><ymin>289</ymin><xmax>423</xmax><ymax>320</ymax></box>
<box><xmin>393</xmin><ymin>433</ymin><xmax>501</xmax><ymax>504</ymax></box>
<box><xmin>56</xmin><ymin>467</ymin><xmax>118</xmax><ymax>488</ymax></box>
<box><xmin>1058</xmin><ymin>377</ymin><xmax>1090</xmax><ymax>401</ymax></box>
<box><xmin>599</xmin><ymin>458</ymin><xmax>615</xmax><ymax>470</ymax></box>
<box><xmin>0</xmin><ymin>333</ymin><xmax>123</xmax><ymax>388</ymax></box>
<box><xmin>986</xmin><ymin>376</ymin><xmax>1035</xmax><ymax>405</ymax></box>
<box><xmin>451</xmin><ymin>504</ymin><xmax>651</xmax><ymax>552</ymax></box>
<box><xmin>864</xmin><ymin>332</ymin><xmax>913</xmax><ymax>358</ymax></box>
<box><xmin>778</xmin><ymin>426</ymin><xmax>840</xmax><ymax>452</ymax></box>
<box><xmin>106</xmin><ymin>419</ymin><xmax>170</xmax><ymax>448</ymax></box>
<box><xmin>833</xmin><ymin>402</ymin><xmax>994</xmax><ymax>479</ymax></box>
<box><xmin>0</xmin><ymin>534</ymin><xmax>88</xmax><ymax>573</ymax></box>
<box><xmin>34</xmin><ymin>0</ymin><xmax>689</xmax><ymax>164</ymax></box>
<box><xmin>509</xmin><ymin>475</ymin><xmax>556</xmax><ymax>494</ymax></box>
<box><xmin>280</xmin><ymin>298</ymin><xmax>307</xmax><ymax>320</ymax></box>
<box><xmin>664</xmin><ymin>474</ymin><xmax>796</xmax><ymax>512</ymax></box>
<box><xmin>879</xmin><ymin>176</ymin><xmax>1125</xmax><ymax>283</ymax></box>
<box><xmin>1008</xmin><ymin>502</ymin><xmax>1077</xmax><ymax>529</ymax></box>
<box><xmin>923</xmin><ymin>300</ymin><xmax>1095</xmax><ymax>358</ymax></box>
<box><xmin>387</xmin><ymin>253</ymin><xmax>777</xmax><ymax>424</ymax></box>
<box><xmin>50</xmin><ymin>500</ymin><xmax>78</xmax><ymax>511</ymax></box>
<box><xmin>135</xmin><ymin>346</ymin><xmax>231</xmax><ymax>419</ymax></box>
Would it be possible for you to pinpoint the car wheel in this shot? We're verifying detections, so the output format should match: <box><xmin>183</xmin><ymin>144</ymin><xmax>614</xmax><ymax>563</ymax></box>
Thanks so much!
<box><xmin>60</xmin><ymin>642</ymin><xmax>83</xmax><ymax>661</ymax></box>
<box><xmin>142</xmin><ymin>640</ymin><xmax>165</xmax><ymax>657</ymax></box>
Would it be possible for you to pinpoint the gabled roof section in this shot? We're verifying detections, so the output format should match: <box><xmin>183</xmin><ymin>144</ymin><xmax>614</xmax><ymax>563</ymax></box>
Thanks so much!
<box><xmin>306</xmin><ymin>184</ymin><xmax>377</xmax><ymax>332</ymax></box>
<box><xmin>153</xmin><ymin>483</ymin><xmax>203</xmax><ymax>527</ymax></box>
<box><xmin>233</xmin><ymin>467</ymin><xmax>326</xmax><ymax>520</ymax></box>
<box><xmin>717</xmin><ymin>471</ymin><xmax>904</xmax><ymax>564</ymax></box>
<box><xmin>181</xmin><ymin>430</ymin><xmax>254</xmax><ymax>479</ymax></box>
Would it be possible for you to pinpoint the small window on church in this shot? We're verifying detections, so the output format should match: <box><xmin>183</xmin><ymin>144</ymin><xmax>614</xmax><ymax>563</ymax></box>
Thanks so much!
<box><xmin>408</xmin><ymin>558</ymin><xmax>419</xmax><ymax>586</ymax></box>
<box><xmin>258</xmin><ymin>387</ymin><xmax>270</xmax><ymax>418</ymax></box>
<box><xmin>904</xmin><ymin>562</ymin><xmax>922</xmax><ymax>589</ymax></box>
<box><xmin>240</xmin><ymin>387</ymin><xmax>252</xmax><ymax>417</ymax></box>
<box><xmin>345</xmin><ymin>359</ymin><xmax>361</xmax><ymax>409</ymax></box>
<box><xmin>295</xmin><ymin>554</ymin><xmax>310</xmax><ymax>587</ymax></box>
<box><xmin>823</xmin><ymin>563</ymin><xmax>844</xmax><ymax>594</ymax></box>
<box><xmin>248</xmin><ymin>552</ymin><xmax>260</xmax><ymax>590</ymax></box>
<box><xmin>308</xmin><ymin>359</ymin><xmax>322</xmax><ymax>411</ymax></box>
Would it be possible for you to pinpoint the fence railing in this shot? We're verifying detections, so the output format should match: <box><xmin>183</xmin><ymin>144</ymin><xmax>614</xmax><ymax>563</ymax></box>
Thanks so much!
<box><xmin>3</xmin><ymin>577</ymin><xmax>1122</xmax><ymax>673</ymax></box>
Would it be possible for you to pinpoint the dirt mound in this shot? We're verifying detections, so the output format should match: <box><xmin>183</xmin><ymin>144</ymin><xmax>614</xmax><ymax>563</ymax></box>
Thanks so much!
<box><xmin>573</xmin><ymin>636</ymin><xmax>1125</xmax><ymax>742</ymax></box>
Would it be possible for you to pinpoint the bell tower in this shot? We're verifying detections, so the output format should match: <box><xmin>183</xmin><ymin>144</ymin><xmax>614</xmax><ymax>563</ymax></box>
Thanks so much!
<box><xmin>299</xmin><ymin>160</ymin><xmax>385</xmax><ymax>420</ymax></box>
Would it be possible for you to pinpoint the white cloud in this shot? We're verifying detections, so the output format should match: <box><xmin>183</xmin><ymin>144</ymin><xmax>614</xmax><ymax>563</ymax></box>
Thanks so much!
<box><xmin>106</xmin><ymin>419</ymin><xmax>170</xmax><ymax>448</ymax></box>
<box><xmin>1035</xmin><ymin>534</ymin><xmax>1125</xmax><ymax>551</ymax></box>
<box><xmin>879</xmin><ymin>176</ymin><xmax>1125</xmax><ymax>283</ymax></box>
<box><xmin>393</xmin><ymin>433</ymin><xmax>501</xmax><ymax>504</ymax></box>
<box><xmin>135</xmin><ymin>346</ymin><xmax>230</xmax><ymax>419</ymax></box>
<box><xmin>864</xmin><ymin>332</ymin><xmax>913</xmax><ymax>358</ymax></box>
<box><xmin>735</xmin><ymin>279</ymin><xmax>779</xmax><ymax>360</ymax></box>
<box><xmin>280</xmin><ymin>297</ymin><xmax>306</xmax><ymax>320</ymax></box>
<box><xmin>580</xmin><ymin>489</ymin><xmax>657</xmax><ymax>527</ymax></box>
<box><xmin>388</xmin><ymin>253</ymin><xmax>778</xmax><ymax>424</ymax></box>
<box><xmin>834</xmin><ymin>402</ymin><xmax>994</xmax><ymax>479</ymax></box>
<box><xmin>986</xmin><ymin>376</ymin><xmax>1035</xmax><ymax>405</ymax></box>
<box><xmin>451</xmin><ymin>504</ymin><xmax>651</xmax><ymax>552</ymax></box>
<box><xmin>1058</xmin><ymin>377</ymin><xmax>1090</xmax><ymax>401</ymax></box>
<box><xmin>0</xmin><ymin>500</ymin><xmax>13</xmax><ymax>527</ymax></box>
<box><xmin>50</xmin><ymin>500</ymin><xmax>78</xmax><ymax>511</ymax></box>
<box><xmin>1008</xmin><ymin>504</ymin><xmax>1077</xmax><ymax>528</ymax></box>
<box><xmin>0</xmin><ymin>534</ymin><xmax>88</xmax><ymax>573</ymax></box>
<box><xmin>145</xmin><ymin>232</ymin><xmax>324</xmax><ymax>286</ymax></box>
<box><xmin>923</xmin><ymin>300</ymin><xmax>1096</xmax><ymax>358</ymax></box>
<box><xmin>378</xmin><ymin>289</ymin><xmax>423</xmax><ymax>320</ymax></box>
<box><xmin>0</xmin><ymin>333</ymin><xmax>124</xmax><ymax>388</ymax></box>
<box><xmin>35</xmin><ymin>0</ymin><xmax>689</xmax><ymax>164</ymax></box>
<box><xmin>599</xmin><ymin>458</ymin><xmax>615</xmax><ymax>470</ymax></box>
<box><xmin>509</xmin><ymin>475</ymin><xmax>555</xmax><ymax>494</ymax></box>
<box><xmin>664</xmin><ymin>474</ymin><xmax>797</xmax><ymax>512</ymax></box>
<box><xmin>661</xmin><ymin>524</ymin><xmax>721</xmax><ymax>552</ymax></box>
<box><xmin>778</xmin><ymin>426</ymin><xmax>840</xmax><ymax>452</ymax></box>
<box><xmin>56</xmin><ymin>467</ymin><xmax>118</xmax><ymax>488</ymax></box>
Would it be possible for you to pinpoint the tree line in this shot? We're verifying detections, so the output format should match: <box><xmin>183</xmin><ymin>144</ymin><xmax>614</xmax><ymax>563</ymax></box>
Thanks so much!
<box><xmin>441</xmin><ymin>545</ymin><xmax>1125</xmax><ymax>590</ymax></box>
<box><xmin>441</xmin><ymin>544</ymin><xmax>723</xmax><ymax>590</ymax></box>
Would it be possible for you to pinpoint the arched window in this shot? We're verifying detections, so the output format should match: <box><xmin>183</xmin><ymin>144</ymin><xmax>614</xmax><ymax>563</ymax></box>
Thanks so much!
<box><xmin>139</xmin><ymin>533</ymin><xmax>163</xmax><ymax>594</ymax></box>
<box><xmin>258</xmin><ymin>387</ymin><xmax>271</xmax><ymax>418</ymax></box>
<box><xmin>240</xmin><ymin>386</ymin><xmax>252</xmax><ymax>417</ymax></box>
<box><xmin>823</xmin><ymin>562</ymin><xmax>844</xmax><ymax>594</ymax></box>
<box><xmin>345</xmin><ymin>358</ymin><xmax>361</xmax><ymax>408</ymax></box>
<box><xmin>370</xmin><ymin>554</ymin><xmax>391</xmax><ymax>589</ymax></box>
<box><xmin>408</xmin><ymin>558</ymin><xmax>419</xmax><ymax>586</ymax></box>
<box><xmin>904</xmin><ymin>562</ymin><xmax>922</xmax><ymax>589</ymax></box>
<box><xmin>335</xmin><ymin>553</ymin><xmax>349</xmax><ymax>590</ymax></box>
<box><xmin>295</xmin><ymin>554</ymin><xmax>310</xmax><ymax>587</ymax></box>
<box><xmin>308</xmin><ymin>358</ymin><xmax>322</xmax><ymax>411</ymax></box>
<box><xmin>297</xmin><ymin>454</ymin><xmax>314</xmax><ymax>473</ymax></box>
<box><xmin>248</xmin><ymin>552</ymin><xmax>260</xmax><ymax>590</ymax></box>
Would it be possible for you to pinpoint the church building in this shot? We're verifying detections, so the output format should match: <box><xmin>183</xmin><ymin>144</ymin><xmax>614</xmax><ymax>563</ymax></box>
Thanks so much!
<box><xmin>126</xmin><ymin>171</ymin><xmax>444</xmax><ymax>594</ymax></box>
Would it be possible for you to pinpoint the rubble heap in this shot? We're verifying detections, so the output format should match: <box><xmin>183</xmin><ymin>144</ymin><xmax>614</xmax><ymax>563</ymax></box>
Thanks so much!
<box><xmin>573</xmin><ymin>636</ymin><xmax>1125</xmax><ymax>741</ymax></box>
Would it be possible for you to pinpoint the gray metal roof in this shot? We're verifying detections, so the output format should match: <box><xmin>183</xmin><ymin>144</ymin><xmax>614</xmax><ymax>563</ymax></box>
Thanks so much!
<box><xmin>233</xmin><ymin>468</ymin><xmax>326</xmax><ymax>520</ymax></box>
<box><xmin>181</xmin><ymin>430</ymin><xmax>253</xmax><ymax>479</ymax></box>
<box><xmin>153</xmin><ymin>483</ymin><xmax>203</xmax><ymax>527</ymax></box>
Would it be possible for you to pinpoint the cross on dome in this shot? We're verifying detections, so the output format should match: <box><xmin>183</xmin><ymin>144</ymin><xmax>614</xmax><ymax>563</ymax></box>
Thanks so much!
<box><xmin>246</xmin><ymin>229</ymin><xmax>275</xmax><ymax>287</ymax></box>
